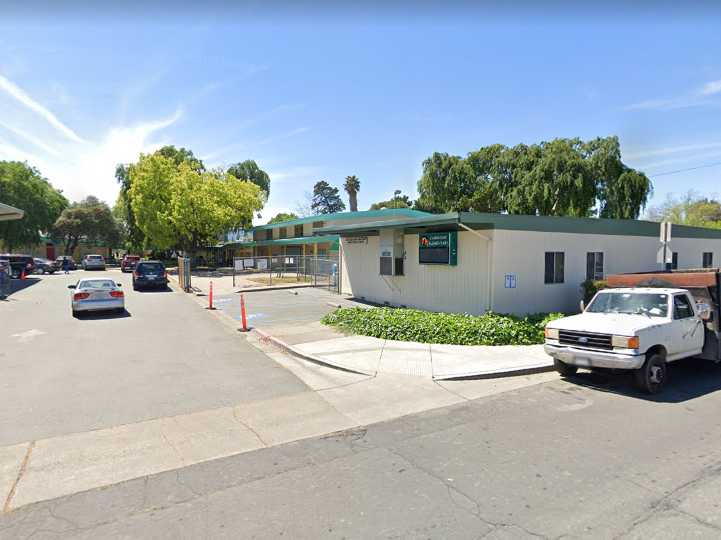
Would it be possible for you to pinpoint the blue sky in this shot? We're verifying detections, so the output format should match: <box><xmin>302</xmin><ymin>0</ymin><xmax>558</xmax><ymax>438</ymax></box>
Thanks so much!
<box><xmin>1</xmin><ymin>5</ymin><xmax>720</xmax><ymax>224</ymax></box>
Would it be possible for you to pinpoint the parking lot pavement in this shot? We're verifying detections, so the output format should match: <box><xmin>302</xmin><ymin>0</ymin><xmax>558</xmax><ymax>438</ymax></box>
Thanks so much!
<box><xmin>0</xmin><ymin>269</ymin><xmax>310</xmax><ymax>447</ymax></box>
<box><xmin>213</xmin><ymin>286</ymin><xmax>357</xmax><ymax>332</ymax></box>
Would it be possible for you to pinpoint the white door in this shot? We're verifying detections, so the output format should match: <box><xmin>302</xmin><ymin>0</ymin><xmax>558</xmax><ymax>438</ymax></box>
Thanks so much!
<box><xmin>672</xmin><ymin>294</ymin><xmax>704</xmax><ymax>358</ymax></box>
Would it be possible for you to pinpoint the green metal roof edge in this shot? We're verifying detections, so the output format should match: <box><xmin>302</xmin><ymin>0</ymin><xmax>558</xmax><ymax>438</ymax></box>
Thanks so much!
<box><xmin>316</xmin><ymin>211</ymin><xmax>721</xmax><ymax>239</ymax></box>
<box><xmin>253</xmin><ymin>208</ymin><xmax>431</xmax><ymax>231</ymax></box>
<box><xmin>222</xmin><ymin>235</ymin><xmax>340</xmax><ymax>248</ymax></box>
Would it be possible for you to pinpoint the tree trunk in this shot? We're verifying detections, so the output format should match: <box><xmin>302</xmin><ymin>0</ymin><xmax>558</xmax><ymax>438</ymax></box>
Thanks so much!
<box><xmin>349</xmin><ymin>193</ymin><xmax>358</xmax><ymax>212</ymax></box>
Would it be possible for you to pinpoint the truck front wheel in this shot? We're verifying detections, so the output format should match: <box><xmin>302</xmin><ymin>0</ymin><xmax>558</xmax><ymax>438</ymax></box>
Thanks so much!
<box><xmin>554</xmin><ymin>359</ymin><xmax>578</xmax><ymax>377</ymax></box>
<box><xmin>634</xmin><ymin>353</ymin><xmax>667</xmax><ymax>394</ymax></box>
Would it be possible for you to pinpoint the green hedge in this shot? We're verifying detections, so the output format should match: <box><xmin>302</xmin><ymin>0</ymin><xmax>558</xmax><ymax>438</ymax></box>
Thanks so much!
<box><xmin>321</xmin><ymin>307</ymin><xmax>565</xmax><ymax>346</ymax></box>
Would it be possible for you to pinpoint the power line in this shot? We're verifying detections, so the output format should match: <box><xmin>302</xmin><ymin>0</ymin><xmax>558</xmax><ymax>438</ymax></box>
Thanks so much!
<box><xmin>650</xmin><ymin>161</ymin><xmax>721</xmax><ymax>178</ymax></box>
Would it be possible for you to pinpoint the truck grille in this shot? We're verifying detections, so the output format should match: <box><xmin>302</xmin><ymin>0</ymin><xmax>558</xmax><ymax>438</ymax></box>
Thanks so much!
<box><xmin>558</xmin><ymin>330</ymin><xmax>613</xmax><ymax>350</ymax></box>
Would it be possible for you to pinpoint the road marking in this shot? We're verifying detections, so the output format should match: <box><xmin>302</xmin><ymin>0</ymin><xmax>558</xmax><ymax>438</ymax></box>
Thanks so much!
<box><xmin>10</xmin><ymin>329</ymin><xmax>47</xmax><ymax>343</ymax></box>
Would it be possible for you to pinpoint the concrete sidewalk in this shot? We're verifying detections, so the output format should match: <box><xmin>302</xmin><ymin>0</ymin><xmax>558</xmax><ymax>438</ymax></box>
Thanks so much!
<box><xmin>256</xmin><ymin>328</ymin><xmax>553</xmax><ymax>380</ymax></box>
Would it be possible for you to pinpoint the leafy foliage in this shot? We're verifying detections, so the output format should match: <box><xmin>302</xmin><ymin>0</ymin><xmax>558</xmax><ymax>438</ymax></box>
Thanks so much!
<box><xmin>53</xmin><ymin>196</ymin><xmax>120</xmax><ymax>255</ymax></box>
<box><xmin>369</xmin><ymin>190</ymin><xmax>413</xmax><ymax>210</ymax></box>
<box><xmin>343</xmin><ymin>175</ymin><xmax>360</xmax><ymax>212</ymax></box>
<box><xmin>646</xmin><ymin>191</ymin><xmax>721</xmax><ymax>229</ymax></box>
<box><xmin>415</xmin><ymin>136</ymin><xmax>652</xmax><ymax>219</ymax></box>
<box><xmin>580</xmin><ymin>279</ymin><xmax>608</xmax><ymax>304</ymax></box>
<box><xmin>267</xmin><ymin>212</ymin><xmax>299</xmax><ymax>224</ymax></box>
<box><xmin>0</xmin><ymin>161</ymin><xmax>68</xmax><ymax>251</ymax></box>
<box><xmin>227</xmin><ymin>160</ymin><xmax>270</xmax><ymax>197</ymax></box>
<box><xmin>311</xmin><ymin>180</ymin><xmax>346</xmax><ymax>214</ymax></box>
<box><xmin>128</xmin><ymin>153</ymin><xmax>264</xmax><ymax>253</ymax></box>
<box><xmin>322</xmin><ymin>307</ymin><xmax>565</xmax><ymax>346</ymax></box>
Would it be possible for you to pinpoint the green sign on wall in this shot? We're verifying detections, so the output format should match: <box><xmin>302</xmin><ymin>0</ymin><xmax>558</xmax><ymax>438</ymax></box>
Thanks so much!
<box><xmin>418</xmin><ymin>231</ymin><xmax>457</xmax><ymax>265</ymax></box>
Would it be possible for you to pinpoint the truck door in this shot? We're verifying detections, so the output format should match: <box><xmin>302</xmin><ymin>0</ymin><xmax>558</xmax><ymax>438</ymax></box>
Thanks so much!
<box><xmin>672</xmin><ymin>294</ymin><xmax>704</xmax><ymax>358</ymax></box>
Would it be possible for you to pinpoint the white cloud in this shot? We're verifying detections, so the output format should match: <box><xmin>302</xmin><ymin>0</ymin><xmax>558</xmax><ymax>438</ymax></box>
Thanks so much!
<box><xmin>624</xmin><ymin>141</ymin><xmax>721</xmax><ymax>160</ymax></box>
<box><xmin>700</xmin><ymin>79</ymin><xmax>721</xmax><ymax>96</ymax></box>
<box><xmin>0</xmin><ymin>120</ymin><xmax>63</xmax><ymax>157</ymax></box>
<box><xmin>624</xmin><ymin>77</ymin><xmax>721</xmax><ymax>111</ymax></box>
<box><xmin>0</xmin><ymin>74</ymin><xmax>84</xmax><ymax>142</ymax></box>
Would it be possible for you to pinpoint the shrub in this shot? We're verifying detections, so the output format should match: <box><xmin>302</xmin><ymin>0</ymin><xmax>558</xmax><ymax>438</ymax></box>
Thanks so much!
<box><xmin>321</xmin><ymin>307</ymin><xmax>565</xmax><ymax>346</ymax></box>
<box><xmin>580</xmin><ymin>279</ymin><xmax>608</xmax><ymax>304</ymax></box>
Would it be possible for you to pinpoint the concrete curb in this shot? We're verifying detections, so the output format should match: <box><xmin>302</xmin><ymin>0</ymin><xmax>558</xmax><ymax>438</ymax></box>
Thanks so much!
<box><xmin>234</xmin><ymin>284</ymin><xmax>314</xmax><ymax>293</ymax></box>
<box><xmin>432</xmin><ymin>363</ymin><xmax>555</xmax><ymax>381</ymax></box>
<box><xmin>251</xmin><ymin>327</ymin><xmax>376</xmax><ymax>377</ymax></box>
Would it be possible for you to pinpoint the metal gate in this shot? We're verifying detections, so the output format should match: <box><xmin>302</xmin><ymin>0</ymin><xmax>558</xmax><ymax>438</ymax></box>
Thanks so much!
<box><xmin>177</xmin><ymin>257</ymin><xmax>192</xmax><ymax>292</ymax></box>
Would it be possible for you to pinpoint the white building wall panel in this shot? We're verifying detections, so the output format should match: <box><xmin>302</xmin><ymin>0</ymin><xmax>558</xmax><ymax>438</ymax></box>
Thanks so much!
<box><xmin>491</xmin><ymin>230</ymin><xmax>721</xmax><ymax>315</ymax></box>
<box><xmin>341</xmin><ymin>231</ymin><xmax>490</xmax><ymax>314</ymax></box>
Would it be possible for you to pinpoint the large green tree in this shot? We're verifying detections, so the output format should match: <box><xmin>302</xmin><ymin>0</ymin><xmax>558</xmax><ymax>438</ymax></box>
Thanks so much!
<box><xmin>311</xmin><ymin>181</ymin><xmax>346</xmax><ymax>214</ymax></box>
<box><xmin>0</xmin><ymin>161</ymin><xmax>68</xmax><ymax>251</ymax></box>
<box><xmin>343</xmin><ymin>175</ymin><xmax>360</xmax><ymax>212</ymax></box>
<box><xmin>53</xmin><ymin>196</ymin><xmax>120</xmax><ymax>255</ymax></box>
<box><xmin>114</xmin><ymin>164</ymin><xmax>144</xmax><ymax>251</ymax></box>
<box><xmin>646</xmin><ymin>192</ymin><xmax>721</xmax><ymax>229</ymax></box>
<box><xmin>267</xmin><ymin>212</ymin><xmax>298</xmax><ymax>224</ymax></box>
<box><xmin>415</xmin><ymin>136</ymin><xmax>652</xmax><ymax>219</ymax></box>
<box><xmin>370</xmin><ymin>190</ymin><xmax>413</xmax><ymax>210</ymax></box>
<box><xmin>227</xmin><ymin>160</ymin><xmax>270</xmax><ymax>197</ymax></box>
<box><xmin>128</xmin><ymin>153</ymin><xmax>264</xmax><ymax>254</ymax></box>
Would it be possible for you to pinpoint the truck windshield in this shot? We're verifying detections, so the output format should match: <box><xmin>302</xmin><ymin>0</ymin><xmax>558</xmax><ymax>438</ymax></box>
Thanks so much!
<box><xmin>587</xmin><ymin>292</ymin><xmax>669</xmax><ymax>317</ymax></box>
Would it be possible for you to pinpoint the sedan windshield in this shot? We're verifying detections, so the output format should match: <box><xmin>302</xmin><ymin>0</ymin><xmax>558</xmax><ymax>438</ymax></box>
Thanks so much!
<box><xmin>78</xmin><ymin>280</ymin><xmax>116</xmax><ymax>289</ymax></box>
<box><xmin>587</xmin><ymin>292</ymin><xmax>669</xmax><ymax>317</ymax></box>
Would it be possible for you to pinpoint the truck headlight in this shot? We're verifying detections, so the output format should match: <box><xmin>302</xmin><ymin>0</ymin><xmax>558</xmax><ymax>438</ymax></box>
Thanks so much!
<box><xmin>612</xmin><ymin>335</ymin><xmax>639</xmax><ymax>349</ymax></box>
<box><xmin>544</xmin><ymin>327</ymin><xmax>559</xmax><ymax>340</ymax></box>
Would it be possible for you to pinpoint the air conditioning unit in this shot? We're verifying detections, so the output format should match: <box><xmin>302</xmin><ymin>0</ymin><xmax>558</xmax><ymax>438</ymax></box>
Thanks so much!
<box><xmin>379</xmin><ymin>229</ymin><xmax>404</xmax><ymax>276</ymax></box>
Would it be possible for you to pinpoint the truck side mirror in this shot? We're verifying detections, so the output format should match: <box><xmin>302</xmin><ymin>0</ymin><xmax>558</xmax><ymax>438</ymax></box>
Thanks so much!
<box><xmin>697</xmin><ymin>303</ymin><xmax>712</xmax><ymax>321</ymax></box>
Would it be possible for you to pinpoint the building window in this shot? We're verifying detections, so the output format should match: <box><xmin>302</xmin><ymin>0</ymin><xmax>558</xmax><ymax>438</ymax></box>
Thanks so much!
<box><xmin>703</xmin><ymin>252</ymin><xmax>713</xmax><ymax>268</ymax></box>
<box><xmin>294</xmin><ymin>224</ymin><xmax>304</xmax><ymax>238</ymax></box>
<box><xmin>586</xmin><ymin>252</ymin><xmax>604</xmax><ymax>281</ymax></box>
<box><xmin>666</xmin><ymin>252</ymin><xmax>678</xmax><ymax>271</ymax></box>
<box><xmin>312</xmin><ymin>221</ymin><xmax>325</xmax><ymax>229</ymax></box>
<box><xmin>544</xmin><ymin>252</ymin><xmax>564</xmax><ymax>284</ymax></box>
<box><xmin>279</xmin><ymin>227</ymin><xmax>287</xmax><ymax>239</ymax></box>
<box><xmin>255</xmin><ymin>229</ymin><xmax>266</xmax><ymax>241</ymax></box>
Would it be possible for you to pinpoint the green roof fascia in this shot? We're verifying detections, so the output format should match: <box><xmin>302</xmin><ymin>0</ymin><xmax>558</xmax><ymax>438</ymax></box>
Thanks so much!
<box><xmin>316</xmin><ymin>211</ymin><xmax>721</xmax><ymax>239</ymax></box>
<box><xmin>458</xmin><ymin>213</ymin><xmax>721</xmax><ymax>239</ymax></box>
<box><xmin>252</xmin><ymin>208</ymin><xmax>431</xmax><ymax>231</ymax></box>
<box><xmin>222</xmin><ymin>235</ymin><xmax>340</xmax><ymax>248</ymax></box>
<box><xmin>315</xmin><ymin>213</ymin><xmax>461</xmax><ymax>235</ymax></box>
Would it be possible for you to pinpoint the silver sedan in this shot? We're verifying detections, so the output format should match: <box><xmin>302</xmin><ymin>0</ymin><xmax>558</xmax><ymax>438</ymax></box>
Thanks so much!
<box><xmin>69</xmin><ymin>278</ymin><xmax>125</xmax><ymax>316</ymax></box>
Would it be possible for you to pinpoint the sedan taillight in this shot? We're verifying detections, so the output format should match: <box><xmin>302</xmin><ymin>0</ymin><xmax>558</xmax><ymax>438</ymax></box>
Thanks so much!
<box><xmin>133</xmin><ymin>271</ymin><xmax>139</xmax><ymax>278</ymax></box>
<box><xmin>110</xmin><ymin>291</ymin><xmax>124</xmax><ymax>298</ymax></box>
<box><xmin>73</xmin><ymin>292</ymin><xmax>90</xmax><ymax>300</ymax></box>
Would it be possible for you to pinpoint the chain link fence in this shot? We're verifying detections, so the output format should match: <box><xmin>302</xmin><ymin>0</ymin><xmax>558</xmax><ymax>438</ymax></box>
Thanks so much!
<box><xmin>232</xmin><ymin>255</ymin><xmax>340</xmax><ymax>293</ymax></box>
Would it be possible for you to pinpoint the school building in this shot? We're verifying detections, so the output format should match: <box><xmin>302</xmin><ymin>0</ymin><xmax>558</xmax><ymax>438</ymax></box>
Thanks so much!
<box><xmin>316</xmin><ymin>212</ymin><xmax>721</xmax><ymax>315</ymax></box>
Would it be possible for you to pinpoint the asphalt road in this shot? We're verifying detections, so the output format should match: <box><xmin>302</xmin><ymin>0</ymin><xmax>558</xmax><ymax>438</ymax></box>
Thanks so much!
<box><xmin>0</xmin><ymin>269</ymin><xmax>308</xmax><ymax>446</ymax></box>
<box><xmin>3</xmin><ymin>359</ymin><xmax>721</xmax><ymax>538</ymax></box>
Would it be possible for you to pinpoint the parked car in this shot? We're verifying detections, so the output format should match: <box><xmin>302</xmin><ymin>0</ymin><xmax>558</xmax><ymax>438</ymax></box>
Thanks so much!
<box><xmin>33</xmin><ymin>257</ymin><xmax>56</xmax><ymax>274</ymax></box>
<box><xmin>545</xmin><ymin>287</ymin><xmax>712</xmax><ymax>394</ymax></box>
<box><xmin>82</xmin><ymin>254</ymin><xmax>106</xmax><ymax>271</ymax></box>
<box><xmin>69</xmin><ymin>278</ymin><xmax>125</xmax><ymax>316</ymax></box>
<box><xmin>0</xmin><ymin>258</ymin><xmax>10</xmax><ymax>299</ymax></box>
<box><xmin>121</xmin><ymin>255</ymin><xmax>141</xmax><ymax>273</ymax></box>
<box><xmin>132</xmin><ymin>261</ymin><xmax>168</xmax><ymax>290</ymax></box>
<box><xmin>0</xmin><ymin>254</ymin><xmax>35</xmax><ymax>278</ymax></box>
<box><xmin>54</xmin><ymin>256</ymin><xmax>77</xmax><ymax>271</ymax></box>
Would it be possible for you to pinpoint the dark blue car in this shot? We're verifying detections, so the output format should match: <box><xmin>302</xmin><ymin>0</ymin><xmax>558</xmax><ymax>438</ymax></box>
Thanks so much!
<box><xmin>132</xmin><ymin>261</ymin><xmax>169</xmax><ymax>290</ymax></box>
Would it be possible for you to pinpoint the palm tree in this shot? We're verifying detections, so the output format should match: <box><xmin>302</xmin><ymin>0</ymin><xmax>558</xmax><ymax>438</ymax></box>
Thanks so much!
<box><xmin>344</xmin><ymin>175</ymin><xmax>360</xmax><ymax>212</ymax></box>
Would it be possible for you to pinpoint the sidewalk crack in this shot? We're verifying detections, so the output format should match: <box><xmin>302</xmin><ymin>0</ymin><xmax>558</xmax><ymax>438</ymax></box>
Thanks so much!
<box><xmin>231</xmin><ymin>407</ymin><xmax>269</xmax><ymax>447</ymax></box>
<box><xmin>3</xmin><ymin>440</ymin><xmax>35</xmax><ymax>514</ymax></box>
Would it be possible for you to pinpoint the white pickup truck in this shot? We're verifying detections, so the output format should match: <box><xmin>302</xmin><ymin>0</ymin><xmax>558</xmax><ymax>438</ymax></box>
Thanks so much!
<box><xmin>544</xmin><ymin>287</ymin><xmax>714</xmax><ymax>393</ymax></box>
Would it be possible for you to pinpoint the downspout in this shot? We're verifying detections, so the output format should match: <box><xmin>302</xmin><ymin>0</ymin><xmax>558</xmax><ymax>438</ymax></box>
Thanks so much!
<box><xmin>459</xmin><ymin>222</ymin><xmax>493</xmax><ymax>313</ymax></box>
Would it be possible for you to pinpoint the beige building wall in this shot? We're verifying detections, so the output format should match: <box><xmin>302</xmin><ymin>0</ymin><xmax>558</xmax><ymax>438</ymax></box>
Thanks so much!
<box><xmin>340</xmin><ymin>230</ymin><xmax>491</xmax><ymax>314</ymax></box>
<box><xmin>341</xmin><ymin>228</ymin><xmax>721</xmax><ymax>316</ymax></box>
